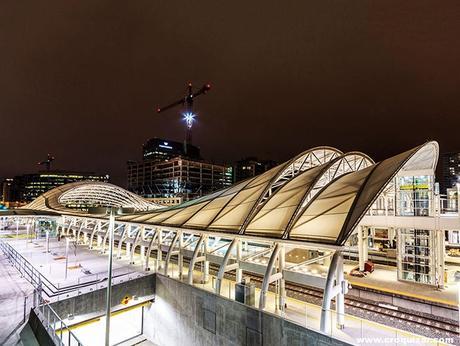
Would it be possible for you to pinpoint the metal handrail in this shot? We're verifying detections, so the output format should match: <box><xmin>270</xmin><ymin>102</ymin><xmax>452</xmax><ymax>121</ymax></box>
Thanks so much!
<box><xmin>0</xmin><ymin>239</ymin><xmax>142</xmax><ymax>299</ymax></box>
<box><xmin>36</xmin><ymin>297</ymin><xmax>84</xmax><ymax>346</ymax></box>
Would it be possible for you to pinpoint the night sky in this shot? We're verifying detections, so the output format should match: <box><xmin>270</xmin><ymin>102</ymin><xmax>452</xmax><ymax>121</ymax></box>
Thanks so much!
<box><xmin>1</xmin><ymin>1</ymin><xmax>459</xmax><ymax>186</ymax></box>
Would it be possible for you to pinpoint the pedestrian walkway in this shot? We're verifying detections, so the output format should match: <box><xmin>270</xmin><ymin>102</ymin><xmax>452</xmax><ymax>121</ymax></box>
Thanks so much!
<box><xmin>0</xmin><ymin>252</ymin><xmax>35</xmax><ymax>345</ymax></box>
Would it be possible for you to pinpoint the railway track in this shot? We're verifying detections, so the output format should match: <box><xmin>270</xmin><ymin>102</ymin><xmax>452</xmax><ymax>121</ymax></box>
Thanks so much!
<box><xmin>126</xmin><ymin>247</ymin><xmax>460</xmax><ymax>339</ymax></box>
<box><xmin>203</xmin><ymin>263</ymin><xmax>459</xmax><ymax>338</ymax></box>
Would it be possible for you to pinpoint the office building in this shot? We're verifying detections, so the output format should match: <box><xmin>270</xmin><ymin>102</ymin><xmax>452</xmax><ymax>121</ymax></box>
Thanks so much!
<box><xmin>441</xmin><ymin>152</ymin><xmax>460</xmax><ymax>193</ymax></box>
<box><xmin>9</xmin><ymin>171</ymin><xmax>109</xmax><ymax>203</ymax></box>
<box><xmin>128</xmin><ymin>137</ymin><xmax>233</xmax><ymax>201</ymax></box>
<box><xmin>233</xmin><ymin>157</ymin><xmax>277</xmax><ymax>182</ymax></box>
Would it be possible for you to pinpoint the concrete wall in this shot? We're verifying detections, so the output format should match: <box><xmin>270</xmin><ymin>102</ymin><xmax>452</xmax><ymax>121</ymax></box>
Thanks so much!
<box><xmin>27</xmin><ymin>309</ymin><xmax>56</xmax><ymax>346</ymax></box>
<box><xmin>50</xmin><ymin>274</ymin><xmax>155</xmax><ymax>319</ymax></box>
<box><xmin>144</xmin><ymin>274</ymin><xmax>351</xmax><ymax>346</ymax></box>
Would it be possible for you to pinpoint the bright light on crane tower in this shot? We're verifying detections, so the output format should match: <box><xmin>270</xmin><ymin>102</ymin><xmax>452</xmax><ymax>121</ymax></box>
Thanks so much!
<box><xmin>183</xmin><ymin>112</ymin><xmax>196</xmax><ymax>129</ymax></box>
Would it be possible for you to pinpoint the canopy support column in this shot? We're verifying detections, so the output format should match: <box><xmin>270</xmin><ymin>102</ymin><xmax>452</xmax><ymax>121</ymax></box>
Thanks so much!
<box><xmin>358</xmin><ymin>226</ymin><xmax>368</xmax><ymax>271</ymax></box>
<box><xmin>178</xmin><ymin>233</ymin><xmax>184</xmax><ymax>280</ymax></box>
<box><xmin>88</xmin><ymin>222</ymin><xmax>99</xmax><ymax>249</ymax></box>
<box><xmin>320</xmin><ymin>250</ymin><xmax>348</xmax><ymax>333</ymax></box>
<box><xmin>144</xmin><ymin>230</ymin><xmax>158</xmax><ymax>271</ymax></box>
<box><xmin>156</xmin><ymin>230</ymin><xmax>163</xmax><ymax>271</ymax></box>
<box><xmin>188</xmin><ymin>235</ymin><xmax>205</xmax><ymax>285</ymax></box>
<box><xmin>164</xmin><ymin>232</ymin><xmax>180</xmax><ymax>277</ymax></box>
<box><xmin>116</xmin><ymin>225</ymin><xmax>127</xmax><ymax>259</ymax></box>
<box><xmin>76</xmin><ymin>222</ymin><xmax>84</xmax><ymax>244</ymax></box>
<box><xmin>259</xmin><ymin>243</ymin><xmax>282</xmax><ymax>311</ymax></box>
<box><xmin>130</xmin><ymin>226</ymin><xmax>143</xmax><ymax>264</ymax></box>
<box><xmin>215</xmin><ymin>239</ymin><xmax>238</xmax><ymax>295</ymax></box>
<box><xmin>203</xmin><ymin>237</ymin><xmax>209</xmax><ymax>283</ymax></box>
<box><xmin>236</xmin><ymin>240</ymin><xmax>243</xmax><ymax>283</ymax></box>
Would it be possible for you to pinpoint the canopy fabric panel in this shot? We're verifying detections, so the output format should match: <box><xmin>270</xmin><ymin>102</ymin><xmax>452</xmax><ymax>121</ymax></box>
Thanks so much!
<box><xmin>288</xmin><ymin>166</ymin><xmax>373</xmax><ymax>243</ymax></box>
<box><xmin>245</xmin><ymin>165</ymin><xmax>325</xmax><ymax>237</ymax></box>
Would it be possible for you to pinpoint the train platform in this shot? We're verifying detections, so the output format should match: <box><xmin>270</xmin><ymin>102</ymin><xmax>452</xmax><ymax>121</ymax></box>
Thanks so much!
<box><xmin>1</xmin><ymin>235</ymin><xmax>148</xmax><ymax>301</ymax></box>
<box><xmin>181</xmin><ymin>266</ymin><xmax>457</xmax><ymax>345</ymax></box>
<box><xmin>2</xmin><ymin>233</ymin><xmax>457</xmax><ymax>345</ymax></box>
<box><xmin>343</xmin><ymin>262</ymin><xmax>459</xmax><ymax>308</ymax></box>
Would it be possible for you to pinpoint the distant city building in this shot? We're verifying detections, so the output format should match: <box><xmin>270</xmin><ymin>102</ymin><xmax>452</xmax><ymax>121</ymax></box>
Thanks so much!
<box><xmin>0</xmin><ymin>178</ymin><xmax>18</xmax><ymax>208</ymax></box>
<box><xmin>142</xmin><ymin>137</ymin><xmax>201</xmax><ymax>163</ymax></box>
<box><xmin>128</xmin><ymin>137</ymin><xmax>233</xmax><ymax>201</ymax></box>
<box><xmin>1</xmin><ymin>178</ymin><xmax>13</xmax><ymax>203</ymax></box>
<box><xmin>441</xmin><ymin>152</ymin><xmax>460</xmax><ymax>193</ymax></box>
<box><xmin>8</xmin><ymin>171</ymin><xmax>109</xmax><ymax>203</ymax></box>
<box><xmin>233</xmin><ymin>157</ymin><xmax>277</xmax><ymax>183</ymax></box>
<box><xmin>146</xmin><ymin>197</ymin><xmax>183</xmax><ymax>207</ymax></box>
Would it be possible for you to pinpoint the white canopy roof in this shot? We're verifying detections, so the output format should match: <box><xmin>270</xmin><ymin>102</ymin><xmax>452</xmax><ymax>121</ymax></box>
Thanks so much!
<box><xmin>18</xmin><ymin>142</ymin><xmax>438</xmax><ymax>246</ymax></box>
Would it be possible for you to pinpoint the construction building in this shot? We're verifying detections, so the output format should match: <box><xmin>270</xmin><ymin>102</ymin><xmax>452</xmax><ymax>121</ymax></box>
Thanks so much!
<box><xmin>127</xmin><ymin>138</ymin><xmax>233</xmax><ymax>201</ymax></box>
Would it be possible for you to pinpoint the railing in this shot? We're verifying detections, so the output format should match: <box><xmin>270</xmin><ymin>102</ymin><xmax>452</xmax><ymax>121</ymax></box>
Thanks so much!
<box><xmin>182</xmin><ymin>271</ymin><xmax>454</xmax><ymax>346</ymax></box>
<box><xmin>35</xmin><ymin>297</ymin><xmax>84</xmax><ymax>346</ymax></box>
<box><xmin>0</xmin><ymin>239</ymin><xmax>144</xmax><ymax>299</ymax></box>
<box><xmin>0</xmin><ymin>239</ymin><xmax>84</xmax><ymax>345</ymax></box>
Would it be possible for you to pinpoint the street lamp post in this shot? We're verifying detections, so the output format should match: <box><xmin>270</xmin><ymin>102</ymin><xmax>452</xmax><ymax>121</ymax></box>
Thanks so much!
<box><xmin>105</xmin><ymin>210</ymin><xmax>116</xmax><ymax>346</ymax></box>
<box><xmin>26</xmin><ymin>224</ymin><xmax>30</xmax><ymax>247</ymax></box>
<box><xmin>65</xmin><ymin>237</ymin><xmax>70</xmax><ymax>280</ymax></box>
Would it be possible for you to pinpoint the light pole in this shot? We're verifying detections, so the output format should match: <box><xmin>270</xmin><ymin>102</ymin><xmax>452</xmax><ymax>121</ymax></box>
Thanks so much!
<box><xmin>65</xmin><ymin>237</ymin><xmax>70</xmax><ymax>280</ymax></box>
<box><xmin>26</xmin><ymin>223</ymin><xmax>30</xmax><ymax>247</ymax></box>
<box><xmin>105</xmin><ymin>209</ymin><xmax>116</xmax><ymax>346</ymax></box>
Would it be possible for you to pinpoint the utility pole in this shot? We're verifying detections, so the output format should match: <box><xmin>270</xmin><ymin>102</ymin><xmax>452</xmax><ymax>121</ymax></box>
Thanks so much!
<box><xmin>105</xmin><ymin>210</ymin><xmax>116</xmax><ymax>346</ymax></box>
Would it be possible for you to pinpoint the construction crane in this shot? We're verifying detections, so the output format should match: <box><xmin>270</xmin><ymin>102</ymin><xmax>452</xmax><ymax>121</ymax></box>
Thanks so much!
<box><xmin>38</xmin><ymin>154</ymin><xmax>55</xmax><ymax>171</ymax></box>
<box><xmin>156</xmin><ymin>82</ymin><xmax>211</xmax><ymax>146</ymax></box>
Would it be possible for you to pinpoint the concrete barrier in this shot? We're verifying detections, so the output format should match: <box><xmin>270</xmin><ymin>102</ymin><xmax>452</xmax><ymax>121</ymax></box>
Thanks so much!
<box><xmin>50</xmin><ymin>274</ymin><xmax>155</xmax><ymax>319</ymax></box>
<box><xmin>144</xmin><ymin>274</ymin><xmax>351</xmax><ymax>346</ymax></box>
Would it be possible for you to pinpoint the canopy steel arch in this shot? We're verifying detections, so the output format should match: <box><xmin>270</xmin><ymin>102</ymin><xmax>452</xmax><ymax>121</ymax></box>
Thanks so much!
<box><xmin>286</xmin><ymin>142</ymin><xmax>438</xmax><ymax>245</ymax></box>
<box><xmin>239</xmin><ymin>147</ymin><xmax>342</xmax><ymax>234</ymax></box>
<box><xmin>281</xmin><ymin>152</ymin><xmax>374</xmax><ymax>239</ymax></box>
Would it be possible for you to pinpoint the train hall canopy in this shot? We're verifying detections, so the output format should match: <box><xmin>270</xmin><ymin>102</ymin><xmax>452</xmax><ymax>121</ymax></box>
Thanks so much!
<box><xmin>9</xmin><ymin>142</ymin><xmax>438</xmax><ymax>247</ymax></box>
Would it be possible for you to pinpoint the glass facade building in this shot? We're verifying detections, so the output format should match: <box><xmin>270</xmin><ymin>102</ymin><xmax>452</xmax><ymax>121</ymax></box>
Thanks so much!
<box><xmin>9</xmin><ymin>171</ymin><xmax>109</xmax><ymax>203</ymax></box>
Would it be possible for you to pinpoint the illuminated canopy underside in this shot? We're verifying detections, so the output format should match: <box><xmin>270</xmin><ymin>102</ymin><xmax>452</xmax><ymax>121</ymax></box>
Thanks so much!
<box><xmin>24</xmin><ymin>181</ymin><xmax>160</xmax><ymax>213</ymax></box>
<box><xmin>20</xmin><ymin>142</ymin><xmax>438</xmax><ymax>246</ymax></box>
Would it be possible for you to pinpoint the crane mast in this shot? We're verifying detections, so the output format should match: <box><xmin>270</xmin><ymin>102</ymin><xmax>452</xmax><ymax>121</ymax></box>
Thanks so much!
<box><xmin>156</xmin><ymin>82</ymin><xmax>211</xmax><ymax>150</ymax></box>
<box><xmin>38</xmin><ymin>154</ymin><xmax>55</xmax><ymax>171</ymax></box>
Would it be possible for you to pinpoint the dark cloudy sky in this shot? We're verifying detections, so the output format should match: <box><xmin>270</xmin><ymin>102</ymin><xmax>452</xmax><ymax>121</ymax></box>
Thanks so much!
<box><xmin>0</xmin><ymin>1</ymin><xmax>459</xmax><ymax>186</ymax></box>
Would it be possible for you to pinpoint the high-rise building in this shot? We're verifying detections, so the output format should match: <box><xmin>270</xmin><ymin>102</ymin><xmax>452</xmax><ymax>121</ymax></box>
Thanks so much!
<box><xmin>233</xmin><ymin>157</ymin><xmax>277</xmax><ymax>183</ymax></box>
<box><xmin>128</xmin><ymin>137</ymin><xmax>233</xmax><ymax>201</ymax></box>
<box><xmin>142</xmin><ymin>137</ymin><xmax>201</xmax><ymax>163</ymax></box>
<box><xmin>441</xmin><ymin>152</ymin><xmax>460</xmax><ymax>193</ymax></box>
<box><xmin>9</xmin><ymin>171</ymin><xmax>109</xmax><ymax>203</ymax></box>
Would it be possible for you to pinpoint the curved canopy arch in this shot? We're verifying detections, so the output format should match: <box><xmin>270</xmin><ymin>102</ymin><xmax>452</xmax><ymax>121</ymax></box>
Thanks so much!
<box><xmin>288</xmin><ymin>141</ymin><xmax>438</xmax><ymax>245</ymax></box>
<box><xmin>244</xmin><ymin>152</ymin><xmax>373</xmax><ymax>238</ymax></box>
<box><xmin>239</xmin><ymin>147</ymin><xmax>342</xmax><ymax>232</ymax></box>
<box><xmin>25</xmin><ymin>181</ymin><xmax>160</xmax><ymax>213</ymax></box>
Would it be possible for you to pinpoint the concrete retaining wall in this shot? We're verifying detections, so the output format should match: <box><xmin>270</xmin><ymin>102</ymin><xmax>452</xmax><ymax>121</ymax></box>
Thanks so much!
<box><xmin>27</xmin><ymin>309</ymin><xmax>55</xmax><ymax>346</ymax></box>
<box><xmin>144</xmin><ymin>274</ymin><xmax>351</xmax><ymax>346</ymax></box>
<box><xmin>50</xmin><ymin>274</ymin><xmax>155</xmax><ymax>319</ymax></box>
